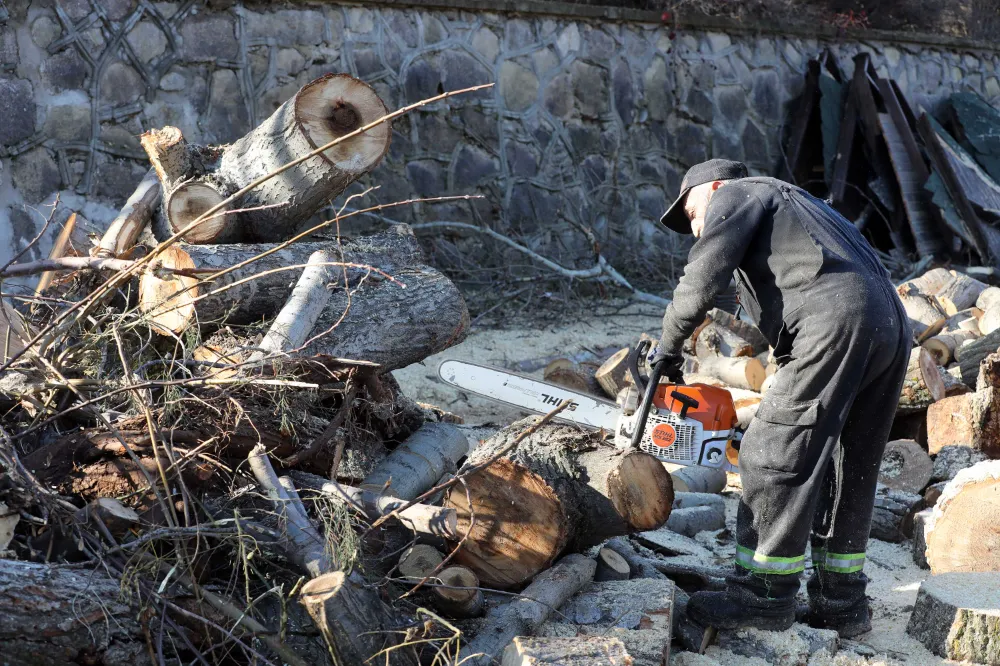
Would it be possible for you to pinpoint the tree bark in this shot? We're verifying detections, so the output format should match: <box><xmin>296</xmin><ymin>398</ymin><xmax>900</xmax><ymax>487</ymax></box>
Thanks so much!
<box><xmin>444</xmin><ymin>421</ymin><xmax>673</xmax><ymax>589</ymax></box>
<box><xmin>214</xmin><ymin>74</ymin><xmax>391</xmax><ymax>242</ymax></box>
<box><xmin>939</xmin><ymin>364</ymin><xmax>972</xmax><ymax>395</ymax></box>
<box><xmin>925</xmin><ymin>460</ymin><xmax>1000</xmax><ymax>574</ymax></box>
<box><xmin>912</xmin><ymin>507</ymin><xmax>932</xmax><ymax>569</ymax></box>
<box><xmin>878</xmin><ymin>439</ymin><xmax>933</xmax><ymax>494</ymax></box>
<box><xmin>665</xmin><ymin>505</ymin><xmax>726</xmax><ymax>538</ymax></box>
<box><xmin>300</xmin><ymin>571</ymin><xmax>419</xmax><ymax>666</ymax></box>
<box><xmin>594</xmin><ymin>546</ymin><xmax>631</xmax><ymax>581</ymax></box>
<box><xmin>906</xmin><ymin>572</ymin><xmax>1000</xmax><ymax>663</ymax></box>
<box><xmin>595</xmin><ymin>348</ymin><xmax>630</xmax><ymax>399</ymax></box>
<box><xmin>897</xmin><ymin>347</ymin><xmax>946</xmax><ymax>413</ymax></box>
<box><xmin>432</xmin><ymin>565</ymin><xmax>485</xmax><ymax>618</ymax></box>
<box><xmin>459</xmin><ymin>554</ymin><xmax>597</xmax><ymax>666</ymax></box>
<box><xmin>871</xmin><ymin>483</ymin><xmax>924</xmax><ymax>542</ymax></box>
<box><xmin>694</xmin><ymin>355</ymin><xmax>765</xmax><ymax>391</ymax></box>
<box><xmin>95</xmin><ymin>168</ymin><xmax>160</xmax><ymax>258</ymax></box>
<box><xmin>934</xmin><ymin>271</ymin><xmax>989</xmax><ymax>315</ymax></box>
<box><xmin>669</xmin><ymin>466</ymin><xmax>727</xmax><ymax>494</ymax></box>
<box><xmin>502</xmin><ymin>636</ymin><xmax>633</xmax><ymax>666</ymax></box>
<box><xmin>362</xmin><ymin>422</ymin><xmax>470</xmax><ymax>500</ymax></box>
<box><xmin>956</xmin><ymin>328</ymin><xmax>1000</xmax><ymax>385</ymax></box>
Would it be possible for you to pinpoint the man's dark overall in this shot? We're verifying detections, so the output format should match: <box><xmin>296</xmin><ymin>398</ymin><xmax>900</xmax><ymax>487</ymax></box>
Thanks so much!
<box><xmin>659</xmin><ymin>176</ymin><xmax>911</xmax><ymax>626</ymax></box>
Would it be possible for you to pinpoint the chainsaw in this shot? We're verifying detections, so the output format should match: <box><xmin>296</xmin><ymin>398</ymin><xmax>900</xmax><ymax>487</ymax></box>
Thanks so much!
<box><xmin>437</xmin><ymin>341</ymin><xmax>741</xmax><ymax>472</ymax></box>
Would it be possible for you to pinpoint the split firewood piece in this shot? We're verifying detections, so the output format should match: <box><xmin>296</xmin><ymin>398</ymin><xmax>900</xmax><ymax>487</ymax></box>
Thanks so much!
<box><xmin>878</xmin><ymin>439</ymin><xmax>933</xmax><ymax>494</ymax></box>
<box><xmin>432</xmin><ymin>565</ymin><xmax>484</xmax><ymax>618</ymax></box>
<box><xmin>938</xmin><ymin>365</ymin><xmax>972</xmax><ymax>396</ymax></box>
<box><xmin>216</xmin><ymin>73</ymin><xmax>391</xmax><ymax>242</ymax></box>
<box><xmin>300</xmin><ymin>570</ymin><xmax>420</xmax><ymax>666</ymax></box>
<box><xmin>897</xmin><ymin>294</ymin><xmax>946</xmax><ymax>339</ymax></box>
<box><xmin>912</xmin><ymin>507</ymin><xmax>932</xmax><ymax>569</ymax></box>
<box><xmin>594</xmin><ymin>546</ymin><xmax>630</xmax><ymax>581</ymax></box>
<box><xmin>141</xmin><ymin>126</ymin><xmax>192</xmax><ymax>191</ymax></box>
<box><xmin>635</xmin><ymin>526</ymin><xmax>715</xmax><ymax>559</ymax></box>
<box><xmin>0</xmin><ymin>297</ymin><xmax>30</xmax><ymax>362</ymax></box>
<box><xmin>925</xmin><ymin>460</ymin><xmax>1000</xmax><ymax>574</ymax></box>
<box><xmin>898</xmin><ymin>268</ymin><xmax>955</xmax><ymax>296</ymax></box>
<box><xmin>665</xmin><ymin>505</ymin><xmax>726</xmax><ymax>538</ymax></box>
<box><xmin>976</xmin><ymin>286</ymin><xmax>1000</xmax><ymax>335</ymax></box>
<box><xmin>502</xmin><ymin>636</ymin><xmax>633</xmax><ymax>666</ymax></box>
<box><xmin>933</xmin><ymin>271</ymin><xmax>989</xmax><ymax>315</ymax></box>
<box><xmin>670</xmin><ymin>466</ymin><xmax>727</xmax><ymax>494</ymax></box>
<box><xmin>906</xmin><ymin>572</ymin><xmax>1000</xmax><ymax>663</ymax></box>
<box><xmin>695</xmin><ymin>355</ymin><xmax>765</xmax><ymax>391</ymax></box>
<box><xmin>361</xmin><ymin>423</ymin><xmax>469</xmax><ymax>501</ymax></box>
<box><xmin>716</xmin><ymin>625</ymin><xmax>839</xmax><ymax>665</ymax></box>
<box><xmin>444</xmin><ymin>421</ymin><xmax>673</xmax><ymax>588</ymax></box>
<box><xmin>595</xmin><ymin>348</ymin><xmax>630</xmax><ymax>399</ymax></box>
<box><xmin>247</xmin><ymin>250</ymin><xmax>333</xmax><ymax>365</ymax></box>
<box><xmin>897</xmin><ymin>347</ymin><xmax>946</xmax><ymax>413</ymax></box>
<box><xmin>94</xmin><ymin>169</ymin><xmax>160</xmax><ymax>258</ymax></box>
<box><xmin>291</xmin><ymin>471</ymin><xmax>458</xmax><ymax>539</ymax></box>
<box><xmin>74</xmin><ymin>498</ymin><xmax>140</xmax><ymax>537</ymax></box>
<box><xmin>459</xmin><ymin>554</ymin><xmax>597</xmax><ymax>666</ymax></box>
<box><xmin>956</xmin><ymin>327</ymin><xmax>1000</xmax><ymax>386</ymax></box>
<box><xmin>603</xmin><ymin>537</ymin><xmax>670</xmax><ymax>580</ymax></box>
<box><xmin>397</xmin><ymin>544</ymin><xmax>444</xmax><ymax>579</ymax></box>
<box><xmin>138</xmin><ymin>244</ymin><xmax>199</xmax><ymax>336</ymax></box>
<box><xmin>870</xmin><ymin>483</ymin><xmax>924</xmax><ymax>542</ymax></box>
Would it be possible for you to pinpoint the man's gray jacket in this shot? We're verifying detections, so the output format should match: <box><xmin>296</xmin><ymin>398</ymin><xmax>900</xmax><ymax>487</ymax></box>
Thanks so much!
<box><xmin>660</xmin><ymin>176</ymin><xmax>894</xmax><ymax>354</ymax></box>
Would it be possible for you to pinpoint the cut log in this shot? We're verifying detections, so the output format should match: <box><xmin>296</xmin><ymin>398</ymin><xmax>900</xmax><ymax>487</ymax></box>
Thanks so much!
<box><xmin>932</xmin><ymin>446</ymin><xmax>988</xmax><ymax>483</ymax></box>
<box><xmin>695</xmin><ymin>355</ymin><xmax>765</xmax><ymax>391</ymax></box>
<box><xmin>165</xmin><ymin>181</ymin><xmax>237</xmax><ymax>244</ymax></box>
<box><xmin>896</xmin><ymin>293</ymin><xmax>946</xmax><ymax>338</ymax></box>
<box><xmin>977</xmin><ymin>286</ymin><xmax>1000</xmax><ymax>313</ymax></box>
<box><xmin>290</xmin><ymin>471</ymin><xmax>458</xmax><ymax>538</ymax></box>
<box><xmin>938</xmin><ymin>365</ymin><xmax>972</xmax><ymax>396</ymax></box>
<box><xmin>956</xmin><ymin>328</ymin><xmax>1000</xmax><ymax>385</ymax></box>
<box><xmin>906</xmin><ymin>572</ymin><xmax>1000</xmax><ymax>663</ymax></box>
<box><xmin>397</xmin><ymin>544</ymin><xmax>444</xmax><ymax>579</ymax></box>
<box><xmin>444</xmin><ymin>421</ymin><xmax>673</xmax><ymax>588</ymax></box>
<box><xmin>925</xmin><ymin>460</ymin><xmax>1000</xmax><ymax>574</ymax></box>
<box><xmin>300</xmin><ymin>571</ymin><xmax>419</xmax><ymax>666</ymax></box>
<box><xmin>594</xmin><ymin>546</ymin><xmax>631</xmax><ymax>581</ymax></box>
<box><xmin>543</xmin><ymin>359</ymin><xmax>592</xmax><ymax>393</ymax></box>
<box><xmin>670</xmin><ymin>466</ymin><xmax>727</xmax><ymax>494</ymax></box>
<box><xmin>432</xmin><ymin>565</ymin><xmax>484</xmax><ymax>618</ymax></box>
<box><xmin>603</xmin><ymin>537</ymin><xmax>670</xmax><ymax>580</ymax></box>
<box><xmin>693</xmin><ymin>320</ymin><xmax>755</xmax><ymax>358</ymax></box>
<box><xmin>980</xmin><ymin>305</ymin><xmax>1000</xmax><ymax>336</ymax></box>
<box><xmin>635</xmin><ymin>527</ymin><xmax>715</xmax><ymax>559</ymax></box>
<box><xmin>595</xmin><ymin>348</ymin><xmax>631</xmax><ymax>399</ymax></box>
<box><xmin>214</xmin><ymin>74</ymin><xmax>390</xmax><ymax>242</ymax></box>
<box><xmin>716</xmin><ymin>625</ymin><xmax>839</xmax><ymax>665</ymax></box>
<box><xmin>898</xmin><ymin>268</ymin><xmax>955</xmax><ymax>297</ymax></box>
<box><xmin>897</xmin><ymin>347</ymin><xmax>946</xmax><ymax>413</ymax></box>
<box><xmin>459</xmin><ymin>554</ymin><xmax>597</xmax><ymax>666</ymax></box>
<box><xmin>665</xmin><ymin>505</ymin><xmax>726</xmax><ymax>538</ymax></box>
<box><xmin>74</xmin><ymin>497</ymin><xmax>140</xmax><ymax>537</ymax></box>
<box><xmin>502</xmin><ymin>636</ymin><xmax>633</xmax><ymax>666</ymax></box>
<box><xmin>141</xmin><ymin>125</ymin><xmax>191</xmax><ymax>191</ymax></box>
<box><xmin>672</xmin><ymin>492</ymin><xmax>726</xmax><ymax>514</ymax></box>
<box><xmin>870</xmin><ymin>483</ymin><xmax>923</xmax><ymax>542</ymax></box>
<box><xmin>362</xmin><ymin>422</ymin><xmax>469</xmax><ymax>500</ymax></box>
<box><xmin>926</xmin><ymin>394</ymin><xmax>975</xmax><ymax>455</ymax></box>
<box><xmin>923</xmin><ymin>329</ymin><xmax>978</xmax><ymax>366</ymax></box>
<box><xmin>247</xmin><ymin>249</ymin><xmax>334</xmax><ymax>364</ymax></box>
<box><xmin>95</xmin><ymin>168</ymin><xmax>160</xmax><ymax>258</ymax></box>
<box><xmin>912</xmin><ymin>507</ymin><xmax>932</xmax><ymax>569</ymax></box>
<box><xmin>933</xmin><ymin>271</ymin><xmax>988</xmax><ymax>315</ymax></box>
<box><xmin>138</xmin><ymin>244</ymin><xmax>199</xmax><ymax>336</ymax></box>
<box><xmin>878</xmin><ymin>439</ymin><xmax>933</xmax><ymax>494</ymax></box>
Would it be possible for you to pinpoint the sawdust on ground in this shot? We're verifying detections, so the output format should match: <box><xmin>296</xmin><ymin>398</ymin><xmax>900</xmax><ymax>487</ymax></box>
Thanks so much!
<box><xmin>396</xmin><ymin>298</ymin><xmax>956</xmax><ymax>666</ymax></box>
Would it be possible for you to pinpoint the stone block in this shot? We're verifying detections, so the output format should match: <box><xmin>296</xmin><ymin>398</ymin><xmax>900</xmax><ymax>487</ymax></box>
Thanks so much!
<box><xmin>706</xmin><ymin>32</ymin><xmax>732</xmax><ymax>54</ymax></box>
<box><xmin>715</xmin><ymin>85</ymin><xmax>748</xmax><ymax>129</ymax></box>
<box><xmin>643</xmin><ymin>57</ymin><xmax>670</xmax><ymax>122</ymax></box>
<box><xmin>581</xmin><ymin>155</ymin><xmax>607</xmax><ymax>189</ymax></box>
<box><xmin>741</xmin><ymin>120</ymin><xmax>769</xmax><ymax>168</ymax></box>
<box><xmin>711</xmin><ymin>125</ymin><xmax>741</xmax><ymax>163</ymax></box>
<box><xmin>505</xmin><ymin>141</ymin><xmax>538</xmax><ymax>177</ymax></box>
<box><xmin>100</xmin><ymin>124</ymin><xmax>141</xmax><ymax>154</ymax></box>
<box><xmin>244</xmin><ymin>9</ymin><xmax>326</xmax><ymax>47</ymax></box>
<box><xmin>684</xmin><ymin>88</ymin><xmax>714</xmax><ymax>125</ymax></box>
<box><xmin>613</xmin><ymin>61</ymin><xmax>634</xmax><ymax>125</ymax></box>
<box><xmin>99</xmin><ymin>61</ymin><xmax>145</xmax><ymax>105</ymax></box>
<box><xmin>105</xmin><ymin>0</ymin><xmax>136</xmax><ymax>21</ymax></box>
<box><xmin>571</xmin><ymin>61</ymin><xmax>608</xmax><ymax>119</ymax></box>
<box><xmin>276</xmin><ymin>48</ymin><xmax>306</xmax><ymax>78</ymax></box>
<box><xmin>499</xmin><ymin>60</ymin><xmax>538</xmax><ymax>113</ymax></box>
<box><xmin>583</xmin><ymin>26</ymin><xmax>615</xmax><ymax>61</ymax></box>
<box><xmin>471</xmin><ymin>27</ymin><xmax>499</xmax><ymax>62</ymax></box>
<box><xmin>556</xmin><ymin>24</ymin><xmax>581</xmax><ymax>57</ymax></box>
<box><xmin>11</xmin><ymin>148</ymin><xmax>61</xmax><ymax>204</ymax></box>
<box><xmin>505</xmin><ymin>19</ymin><xmax>534</xmax><ymax>50</ymax></box>
<box><xmin>44</xmin><ymin>49</ymin><xmax>89</xmax><ymax>92</ymax></box>
<box><xmin>94</xmin><ymin>159</ymin><xmax>145</xmax><ymax>200</ymax></box>
<box><xmin>0</xmin><ymin>77</ymin><xmax>35</xmax><ymax>146</ymax></box>
<box><xmin>406</xmin><ymin>159</ymin><xmax>444</xmax><ymax>197</ymax></box>
<box><xmin>386</xmin><ymin>11</ymin><xmax>418</xmax><ymax>48</ymax></box>
<box><xmin>347</xmin><ymin>7</ymin><xmax>375</xmax><ymax>34</ymax></box>
<box><xmin>452</xmin><ymin>144</ymin><xmax>497</xmax><ymax>190</ymax></box>
<box><xmin>421</xmin><ymin>15</ymin><xmax>447</xmax><ymax>44</ymax></box>
<box><xmin>57</xmin><ymin>0</ymin><xmax>90</xmax><ymax>21</ymax></box>
<box><xmin>532</xmin><ymin>47</ymin><xmax>559</xmax><ymax>76</ymax></box>
<box><xmin>404</xmin><ymin>58</ymin><xmax>441</xmax><ymax>103</ymax></box>
<box><xmin>460</xmin><ymin>105</ymin><xmax>498</xmax><ymax>143</ymax></box>
<box><xmin>353</xmin><ymin>48</ymin><xmax>382</xmax><ymax>79</ymax></box>
<box><xmin>416</xmin><ymin>114</ymin><xmax>463</xmax><ymax>154</ymax></box>
<box><xmin>43</xmin><ymin>104</ymin><xmax>92</xmax><ymax>143</ymax></box>
<box><xmin>158</xmin><ymin>69</ymin><xmax>186</xmax><ymax>92</ymax></box>
<box><xmin>180</xmin><ymin>15</ymin><xmax>238</xmax><ymax>61</ymax></box>
<box><xmin>0</xmin><ymin>26</ymin><xmax>18</xmax><ymax>68</ymax></box>
<box><xmin>202</xmin><ymin>69</ymin><xmax>249</xmax><ymax>143</ymax></box>
<box><xmin>750</xmin><ymin>69</ymin><xmax>781</xmax><ymax>122</ymax></box>
<box><xmin>440</xmin><ymin>50</ymin><xmax>491</xmax><ymax>98</ymax></box>
<box><xmin>637</xmin><ymin>185</ymin><xmax>667</xmax><ymax>220</ymax></box>
<box><xmin>31</xmin><ymin>15</ymin><xmax>62</xmax><ymax>49</ymax></box>
<box><xmin>544</xmin><ymin>73</ymin><xmax>572</xmax><ymax>118</ymax></box>
<box><xmin>127</xmin><ymin>20</ymin><xmax>168</xmax><ymax>63</ymax></box>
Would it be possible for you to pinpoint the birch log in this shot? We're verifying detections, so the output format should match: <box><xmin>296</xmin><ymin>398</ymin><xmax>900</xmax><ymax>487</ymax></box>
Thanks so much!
<box><xmin>94</xmin><ymin>168</ymin><xmax>160</xmax><ymax>258</ymax></box>
<box><xmin>934</xmin><ymin>272</ymin><xmax>989</xmax><ymax>315</ymax></box>
<box><xmin>695</xmin><ymin>355</ymin><xmax>766</xmax><ymax>391</ymax></box>
<box><xmin>977</xmin><ymin>287</ymin><xmax>1000</xmax><ymax>335</ymax></box>
<box><xmin>361</xmin><ymin>423</ymin><xmax>469</xmax><ymax>499</ymax></box>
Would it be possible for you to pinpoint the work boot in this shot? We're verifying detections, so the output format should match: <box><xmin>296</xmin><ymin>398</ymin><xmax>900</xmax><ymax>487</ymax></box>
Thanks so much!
<box><xmin>801</xmin><ymin>598</ymin><xmax>872</xmax><ymax>638</ymax></box>
<box><xmin>805</xmin><ymin>568</ymin><xmax>873</xmax><ymax>638</ymax></box>
<box><xmin>686</xmin><ymin>590</ymin><xmax>796</xmax><ymax>632</ymax></box>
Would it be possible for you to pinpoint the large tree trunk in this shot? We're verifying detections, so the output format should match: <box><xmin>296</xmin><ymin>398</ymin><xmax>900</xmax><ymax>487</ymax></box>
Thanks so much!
<box><xmin>444</xmin><ymin>421</ymin><xmax>673</xmax><ymax>589</ymax></box>
<box><xmin>459</xmin><ymin>554</ymin><xmax>597</xmax><ymax>666</ymax></box>
<box><xmin>906</xmin><ymin>572</ymin><xmax>1000</xmax><ymax>663</ymax></box>
<box><xmin>925</xmin><ymin>460</ymin><xmax>1000</xmax><ymax>574</ymax></box>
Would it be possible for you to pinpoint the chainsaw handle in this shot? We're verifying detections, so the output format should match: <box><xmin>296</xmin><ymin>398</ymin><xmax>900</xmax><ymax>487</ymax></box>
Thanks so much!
<box><xmin>627</xmin><ymin>341</ymin><xmax>650</xmax><ymax>393</ymax></box>
<box><xmin>629</xmin><ymin>354</ymin><xmax>666</xmax><ymax>450</ymax></box>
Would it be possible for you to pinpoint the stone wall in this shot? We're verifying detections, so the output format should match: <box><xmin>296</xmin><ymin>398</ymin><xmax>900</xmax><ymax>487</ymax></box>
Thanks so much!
<box><xmin>1</xmin><ymin>0</ymin><xmax>999</xmax><ymax>283</ymax></box>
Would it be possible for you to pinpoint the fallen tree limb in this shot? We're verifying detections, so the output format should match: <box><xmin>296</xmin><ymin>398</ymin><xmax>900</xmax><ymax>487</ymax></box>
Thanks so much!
<box><xmin>361</xmin><ymin>422</ymin><xmax>469</xmax><ymax>500</ymax></box>
<box><xmin>95</xmin><ymin>168</ymin><xmax>160</xmax><ymax>258</ymax></box>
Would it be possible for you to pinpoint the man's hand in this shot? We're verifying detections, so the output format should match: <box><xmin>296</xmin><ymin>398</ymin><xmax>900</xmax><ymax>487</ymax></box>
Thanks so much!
<box><xmin>647</xmin><ymin>343</ymin><xmax>684</xmax><ymax>383</ymax></box>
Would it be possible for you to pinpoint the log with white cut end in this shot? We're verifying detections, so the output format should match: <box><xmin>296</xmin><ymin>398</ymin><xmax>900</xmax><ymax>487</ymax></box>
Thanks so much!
<box><xmin>595</xmin><ymin>546</ymin><xmax>630</xmax><ymax>581</ymax></box>
<box><xmin>878</xmin><ymin>439</ymin><xmax>933</xmax><ymax>494</ymax></box>
<box><xmin>397</xmin><ymin>544</ymin><xmax>444</xmax><ymax>579</ymax></box>
<box><xmin>897</xmin><ymin>347</ymin><xmax>946</xmax><ymax>413</ymax></box>
<box><xmin>670</xmin><ymin>465</ymin><xmax>727</xmax><ymax>494</ymax></box>
<box><xmin>459</xmin><ymin>554</ymin><xmax>597</xmax><ymax>666</ymax></box>
<box><xmin>300</xmin><ymin>571</ymin><xmax>419</xmax><ymax>666</ymax></box>
<box><xmin>94</xmin><ymin>168</ymin><xmax>160</xmax><ymax>258</ymax></box>
<box><xmin>362</xmin><ymin>422</ymin><xmax>469</xmax><ymax>500</ymax></box>
<box><xmin>216</xmin><ymin>74</ymin><xmax>391</xmax><ymax>242</ymax></box>
<box><xmin>138</xmin><ymin>244</ymin><xmax>199</xmax><ymax>337</ymax></box>
<box><xmin>977</xmin><ymin>287</ymin><xmax>1000</xmax><ymax>335</ymax></box>
<box><xmin>906</xmin><ymin>572</ymin><xmax>1000</xmax><ymax>663</ymax></box>
<box><xmin>897</xmin><ymin>294</ymin><xmax>945</xmax><ymax>338</ymax></box>
<box><xmin>922</xmin><ymin>311</ymin><xmax>980</xmax><ymax>365</ymax></box>
<box><xmin>695</xmin><ymin>355</ymin><xmax>765</xmax><ymax>391</ymax></box>
<box><xmin>543</xmin><ymin>359</ymin><xmax>592</xmax><ymax>393</ymax></box>
<box><xmin>165</xmin><ymin>181</ymin><xmax>237</xmax><ymax>244</ymax></box>
<box><xmin>432</xmin><ymin>565</ymin><xmax>484</xmax><ymax>618</ymax></box>
<box><xmin>444</xmin><ymin>420</ymin><xmax>673</xmax><ymax>589</ymax></box>
<box><xmin>595</xmin><ymin>348</ymin><xmax>630</xmax><ymax>399</ymax></box>
<box><xmin>502</xmin><ymin>636</ymin><xmax>633</xmax><ymax>666</ymax></box>
<box><xmin>899</xmin><ymin>268</ymin><xmax>955</xmax><ymax>296</ymax></box>
<box><xmin>925</xmin><ymin>460</ymin><xmax>1000</xmax><ymax>574</ymax></box>
<box><xmin>933</xmin><ymin>271</ymin><xmax>988</xmax><ymax>315</ymax></box>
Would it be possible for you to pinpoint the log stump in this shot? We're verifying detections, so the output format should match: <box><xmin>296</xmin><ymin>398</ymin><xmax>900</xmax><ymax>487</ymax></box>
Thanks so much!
<box><xmin>906</xmin><ymin>572</ymin><xmax>1000</xmax><ymax>664</ymax></box>
<box><xmin>444</xmin><ymin>420</ymin><xmax>673</xmax><ymax>588</ymax></box>
<box><xmin>432</xmin><ymin>565</ymin><xmax>484</xmax><ymax>618</ymax></box>
<box><xmin>877</xmin><ymin>439</ymin><xmax>933</xmax><ymax>494</ymax></box>
<box><xmin>926</xmin><ymin>460</ymin><xmax>1000</xmax><ymax>574</ymax></box>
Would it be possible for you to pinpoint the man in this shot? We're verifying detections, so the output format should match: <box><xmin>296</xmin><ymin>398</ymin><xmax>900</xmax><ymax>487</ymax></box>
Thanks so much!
<box><xmin>652</xmin><ymin>159</ymin><xmax>910</xmax><ymax>637</ymax></box>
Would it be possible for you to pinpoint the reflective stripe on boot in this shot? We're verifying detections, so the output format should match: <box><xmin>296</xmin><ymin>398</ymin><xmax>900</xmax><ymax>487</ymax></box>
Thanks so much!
<box><xmin>735</xmin><ymin>545</ymin><xmax>806</xmax><ymax>574</ymax></box>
